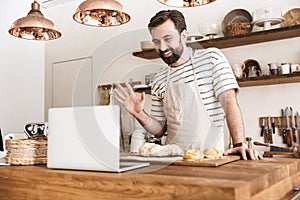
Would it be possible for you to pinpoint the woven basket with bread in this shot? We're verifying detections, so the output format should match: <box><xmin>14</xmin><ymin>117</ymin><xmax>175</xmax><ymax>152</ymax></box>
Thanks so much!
<box><xmin>225</xmin><ymin>22</ymin><xmax>252</xmax><ymax>37</ymax></box>
<box><xmin>5</xmin><ymin>138</ymin><xmax>47</xmax><ymax>165</ymax></box>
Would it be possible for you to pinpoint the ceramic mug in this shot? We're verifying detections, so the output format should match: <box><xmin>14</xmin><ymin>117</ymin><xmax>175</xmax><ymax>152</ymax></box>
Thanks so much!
<box><xmin>291</xmin><ymin>64</ymin><xmax>300</xmax><ymax>73</ymax></box>
<box><xmin>232</xmin><ymin>63</ymin><xmax>246</xmax><ymax>78</ymax></box>
<box><xmin>248</xmin><ymin>66</ymin><xmax>261</xmax><ymax>77</ymax></box>
<box><xmin>268</xmin><ymin>63</ymin><xmax>279</xmax><ymax>75</ymax></box>
<box><xmin>280</xmin><ymin>63</ymin><xmax>291</xmax><ymax>74</ymax></box>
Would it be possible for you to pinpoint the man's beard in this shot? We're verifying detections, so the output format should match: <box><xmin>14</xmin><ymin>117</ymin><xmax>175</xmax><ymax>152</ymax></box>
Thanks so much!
<box><xmin>159</xmin><ymin>43</ymin><xmax>184</xmax><ymax>65</ymax></box>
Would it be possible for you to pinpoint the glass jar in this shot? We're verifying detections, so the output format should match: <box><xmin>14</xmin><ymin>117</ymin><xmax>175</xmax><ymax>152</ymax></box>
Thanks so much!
<box><xmin>99</xmin><ymin>85</ymin><xmax>111</xmax><ymax>105</ymax></box>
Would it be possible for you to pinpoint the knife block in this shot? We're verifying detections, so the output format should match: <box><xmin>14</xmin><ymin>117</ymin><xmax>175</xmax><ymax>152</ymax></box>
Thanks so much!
<box><xmin>259</xmin><ymin>116</ymin><xmax>297</xmax><ymax>146</ymax></box>
<box><xmin>258</xmin><ymin>116</ymin><xmax>297</xmax><ymax>128</ymax></box>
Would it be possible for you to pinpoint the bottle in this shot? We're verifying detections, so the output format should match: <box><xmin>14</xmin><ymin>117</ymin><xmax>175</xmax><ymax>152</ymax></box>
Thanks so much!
<box><xmin>102</xmin><ymin>87</ymin><xmax>110</xmax><ymax>105</ymax></box>
<box><xmin>130</xmin><ymin>130</ymin><xmax>146</xmax><ymax>153</ymax></box>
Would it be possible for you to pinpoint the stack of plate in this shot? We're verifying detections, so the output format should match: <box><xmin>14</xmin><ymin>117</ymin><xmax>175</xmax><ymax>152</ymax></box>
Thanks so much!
<box><xmin>198</xmin><ymin>21</ymin><xmax>222</xmax><ymax>39</ymax></box>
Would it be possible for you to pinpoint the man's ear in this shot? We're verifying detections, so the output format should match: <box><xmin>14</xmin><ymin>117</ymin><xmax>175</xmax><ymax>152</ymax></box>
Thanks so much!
<box><xmin>181</xmin><ymin>29</ymin><xmax>188</xmax><ymax>40</ymax></box>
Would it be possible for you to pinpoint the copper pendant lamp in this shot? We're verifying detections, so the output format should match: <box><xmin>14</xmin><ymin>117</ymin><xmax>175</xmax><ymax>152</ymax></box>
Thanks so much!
<box><xmin>8</xmin><ymin>0</ymin><xmax>61</xmax><ymax>41</ymax></box>
<box><xmin>157</xmin><ymin>0</ymin><xmax>216</xmax><ymax>7</ymax></box>
<box><xmin>73</xmin><ymin>0</ymin><xmax>130</xmax><ymax>27</ymax></box>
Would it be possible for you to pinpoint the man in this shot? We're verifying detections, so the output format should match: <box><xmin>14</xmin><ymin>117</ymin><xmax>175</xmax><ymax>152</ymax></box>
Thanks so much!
<box><xmin>114</xmin><ymin>10</ymin><xmax>261</xmax><ymax>160</ymax></box>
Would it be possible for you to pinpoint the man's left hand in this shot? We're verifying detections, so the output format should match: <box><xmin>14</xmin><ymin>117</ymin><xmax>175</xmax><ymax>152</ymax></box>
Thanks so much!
<box><xmin>223</xmin><ymin>145</ymin><xmax>263</xmax><ymax>160</ymax></box>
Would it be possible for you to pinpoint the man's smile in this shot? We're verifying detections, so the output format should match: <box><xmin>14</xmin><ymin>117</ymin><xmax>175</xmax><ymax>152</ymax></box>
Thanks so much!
<box><xmin>162</xmin><ymin>50</ymin><xmax>172</xmax><ymax>57</ymax></box>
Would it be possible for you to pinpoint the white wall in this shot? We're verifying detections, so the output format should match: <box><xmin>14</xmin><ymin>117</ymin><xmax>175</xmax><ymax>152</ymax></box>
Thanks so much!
<box><xmin>45</xmin><ymin>0</ymin><xmax>300</xmax><ymax>152</ymax></box>
<box><xmin>0</xmin><ymin>0</ymin><xmax>45</xmax><ymax>136</ymax></box>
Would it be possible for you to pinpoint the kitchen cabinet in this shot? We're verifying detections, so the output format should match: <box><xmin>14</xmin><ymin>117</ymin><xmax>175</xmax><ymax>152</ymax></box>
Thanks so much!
<box><xmin>132</xmin><ymin>25</ymin><xmax>300</xmax><ymax>88</ymax></box>
<box><xmin>52</xmin><ymin>57</ymin><xmax>92</xmax><ymax>108</ymax></box>
<box><xmin>0</xmin><ymin>158</ymin><xmax>300</xmax><ymax>200</ymax></box>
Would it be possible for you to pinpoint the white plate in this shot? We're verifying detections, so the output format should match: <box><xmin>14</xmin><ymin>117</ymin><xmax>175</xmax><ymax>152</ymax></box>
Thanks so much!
<box><xmin>133</xmin><ymin>84</ymin><xmax>150</xmax><ymax>89</ymax></box>
<box><xmin>186</xmin><ymin>35</ymin><xmax>204</xmax><ymax>44</ymax></box>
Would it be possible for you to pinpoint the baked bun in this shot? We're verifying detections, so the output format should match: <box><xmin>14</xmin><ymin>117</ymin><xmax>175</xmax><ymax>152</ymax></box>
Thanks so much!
<box><xmin>204</xmin><ymin>148</ymin><xmax>222</xmax><ymax>159</ymax></box>
<box><xmin>183</xmin><ymin>150</ymin><xmax>204</xmax><ymax>161</ymax></box>
<box><xmin>139</xmin><ymin>143</ymin><xmax>183</xmax><ymax>157</ymax></box>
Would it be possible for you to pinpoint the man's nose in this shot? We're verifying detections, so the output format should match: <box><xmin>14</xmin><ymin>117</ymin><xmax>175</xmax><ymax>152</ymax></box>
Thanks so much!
<box><xmin>158</xmin><ymin>41</ymin><xmax>168</xmax><ymax>52</ymax></box>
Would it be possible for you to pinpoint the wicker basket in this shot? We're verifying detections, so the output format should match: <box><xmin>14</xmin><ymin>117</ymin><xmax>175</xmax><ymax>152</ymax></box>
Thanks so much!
<box><xmin>225</xmin><ymin>22</ymin><xmax>252</xmax><ymax>36</ymax></box>
<box><xmin>5</xmin><ymin>138</ymin><xmax>47</xmax><ymax>165</ymax></box>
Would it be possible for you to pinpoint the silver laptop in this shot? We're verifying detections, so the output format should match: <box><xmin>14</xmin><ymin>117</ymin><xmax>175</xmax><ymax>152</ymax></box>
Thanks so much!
<box><xmin>47</xmin><ymin>105</ymin><xmax>149</xmax><ymax>172</ymax></box>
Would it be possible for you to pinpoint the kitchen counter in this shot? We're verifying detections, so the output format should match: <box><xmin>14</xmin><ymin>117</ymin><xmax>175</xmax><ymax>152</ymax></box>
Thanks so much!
<box><xmin>0</xmin><ymin>158</ymin><xmax>300</xmax><ymax>200</ymax></box>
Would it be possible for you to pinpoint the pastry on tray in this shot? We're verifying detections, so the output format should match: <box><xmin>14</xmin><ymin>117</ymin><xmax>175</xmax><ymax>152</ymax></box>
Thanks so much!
<box><xmin>204</xmin><ymin>148</ymin><xmax>223</xmax><ymax>159</ymax></box>
<box><xmin>183</xmin><ymin>148</ymin><xmax>223</xmax><ymax>162</ymax></box>
<box><xmin>183</xmin><ymin>150</ymin><xmax>204</xmax><ymax>162</ymax></box>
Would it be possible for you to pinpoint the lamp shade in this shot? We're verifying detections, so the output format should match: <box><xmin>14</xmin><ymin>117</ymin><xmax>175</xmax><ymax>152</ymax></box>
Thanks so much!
<box><xmin>8</xmin><ymin>0</ymin><xmax>61</xmax><ymax>40</ymax></box>
<box><xmin>73</xmin><ymin>0</ymin><xmax>130</xmax><ymax>27</ymax></box>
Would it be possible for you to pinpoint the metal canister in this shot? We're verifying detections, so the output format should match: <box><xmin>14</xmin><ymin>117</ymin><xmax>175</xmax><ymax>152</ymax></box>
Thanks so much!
<box><xmin>145</xmin><ymin>75</ymin><xmax>150</xmax><ymax>85</ymax></box>
<box><xmin>268</xmin><ymin>63</ymin><xmax>278</xmax><ymax>75</ymax></box>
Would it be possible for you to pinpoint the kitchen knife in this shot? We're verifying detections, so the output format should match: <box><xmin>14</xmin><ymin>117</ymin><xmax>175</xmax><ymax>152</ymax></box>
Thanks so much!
<box><xmin>281</xmin><ymin>109</ymin><xmax>287</xmax><ymax>143</ymax></box>
<box><xmin>253</xmin><ymin>141</ymin><xmax>292</xmax><ymax>152</ymax></box>
<box><xmin>285</xmin><ymin>106</ymin><xmax>292</xmax><ymax>147</ymax></box>
<box><xmin>296</xmin><ymin>111</ymin><xmax>300</xmax><ymax>145</ymax></box>
<box><xmin>264</xmin><ymin>117</ymin><xmax>270</xmax><ymax>143</ymax></box>
<box><xmin>271</xmin><ymin>117</ymin><xmax>275</xmax><ymax>134</ymax></box>
<box><xmin>0</xmin><ymin>129</ymin><xmax>3</xmax><ymax>151</ymax></box>
<box><xmin>290</xmin><ymin>107</ymin><xmax>297</xmax><ymax>142</ymax></box>
<box><xmin>268</xmin><ymin>116</ymin><xmax>273</xmax><ymax>143</ymax></box>
<box><xmin>260</xmin><ymin>118</ymin><xmax>265</xmax><ymax>137</ymax></box>
<box><xmin>277</xmin><ymin>116</ymin><xmax>282</xmax><ymax>136</ymax></box>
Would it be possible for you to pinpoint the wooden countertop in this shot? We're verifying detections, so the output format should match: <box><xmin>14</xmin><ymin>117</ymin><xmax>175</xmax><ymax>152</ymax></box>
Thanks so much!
<box><xmin>0</xmin><ymin>158</ymin><xmax>300</xmax><ymax>200</ymax></box>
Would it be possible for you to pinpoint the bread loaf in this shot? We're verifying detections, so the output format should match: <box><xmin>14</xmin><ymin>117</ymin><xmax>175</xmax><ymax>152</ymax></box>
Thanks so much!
<box><xmin>139</xmin><ymin>143</ymin><xmax>183</xmax><ymax>157</ymax></box>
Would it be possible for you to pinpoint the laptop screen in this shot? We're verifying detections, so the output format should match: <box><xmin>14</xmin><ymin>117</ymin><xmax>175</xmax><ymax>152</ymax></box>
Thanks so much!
<box><xmin>47</xmin><ymin>105</ymin><xmax>122</xmax><ymax>171</ymax></box>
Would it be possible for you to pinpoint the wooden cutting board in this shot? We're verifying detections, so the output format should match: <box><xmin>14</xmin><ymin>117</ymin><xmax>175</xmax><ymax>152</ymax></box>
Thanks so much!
<box><xmin>120</xmin><ymin>155</ymin><xmax>241</xmax><ymax>167</ymax></box>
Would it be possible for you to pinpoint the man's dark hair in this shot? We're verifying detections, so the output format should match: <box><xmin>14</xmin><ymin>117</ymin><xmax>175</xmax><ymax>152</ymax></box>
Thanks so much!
<box><xmin>148</xmin><ymin>10</ymin><xmax>187</xmax><ymax>34</ymax></box>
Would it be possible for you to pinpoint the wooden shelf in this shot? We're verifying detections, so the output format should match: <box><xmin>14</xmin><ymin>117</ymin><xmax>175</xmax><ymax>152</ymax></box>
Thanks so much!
<box><xmin>132</xmin><ymin>25</ymin><xmax>300</xmax><ymax>60</ymax></box>
<box><xmin>237</xmin><ymin>73</ymin><xmax>300</xmax><ymax>87</ymax></box>
<box><xmin>133</xmin><ymin>73</ymin><xmax>300</xmax><ymax>94</ymax></box>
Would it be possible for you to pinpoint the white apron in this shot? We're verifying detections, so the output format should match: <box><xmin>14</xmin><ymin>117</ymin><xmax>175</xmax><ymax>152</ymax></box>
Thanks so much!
<box><xmin>163</xmin><ymin>57</ymin><xmax>224</xmax><ymax>151</ymax></box>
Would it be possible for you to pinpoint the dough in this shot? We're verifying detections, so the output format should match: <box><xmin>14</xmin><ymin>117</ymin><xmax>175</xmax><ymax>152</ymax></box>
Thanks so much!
<box><xmin>204</xmin><ymin>148</ymin><xmax>222</xmax><ymax>159</ymax></box>
<box><xmin>183</xmin><ymin>150</ymin><xmax>204</xmax><ymax>161</ymax></box>
<box><xmin>139</xmin><ymin>143</ymin><xmax>183</xmax><ymax>157</ymax></box>
<box><xmin>183</xmin><ymin>148</ymin><xmax>223</xmax><ymax>161</ymax></box>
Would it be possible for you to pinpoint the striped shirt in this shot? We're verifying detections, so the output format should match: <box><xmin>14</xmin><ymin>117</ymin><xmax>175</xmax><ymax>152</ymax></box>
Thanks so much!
<box><xmin>150</xmin><ymin>47</ymin><xmax>239</xmax><ymax>129</ymax></box>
